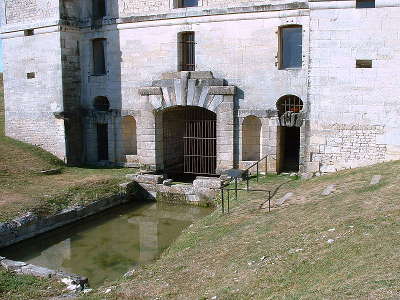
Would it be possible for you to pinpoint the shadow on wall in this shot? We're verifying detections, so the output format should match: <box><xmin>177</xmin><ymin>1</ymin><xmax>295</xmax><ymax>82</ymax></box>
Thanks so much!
<box><xmin>82</xmin><ymin>0</ymin><xmax>125</xmax><ymax>166</ymax></box>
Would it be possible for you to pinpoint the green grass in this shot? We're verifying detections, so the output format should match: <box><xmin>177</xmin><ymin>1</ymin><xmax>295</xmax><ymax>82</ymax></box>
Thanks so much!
<box><xmin>0</xmin><ymin>78</ymin><xmax>135</xmax><ymax>222</ymax></box>
<box><xmin>0</xmin><ymin>267</ymin><xmax>64</xmax><ymax>300</ymax></box>
<box><xmin>80</xmin><ymin>160</ymin><xmax>400</xmax><ymax>300</ymax></box>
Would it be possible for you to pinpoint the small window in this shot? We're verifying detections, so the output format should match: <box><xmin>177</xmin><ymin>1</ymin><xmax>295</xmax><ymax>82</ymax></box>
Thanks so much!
<box><xmin>27</xmin><ymin>72</ymin><xmax>35</xmax><ymax>79</ymax></box>
<box><xmin>176</xmin><ymin>0</ymin><xmax>198</xmax><ymax>8</ymax></box>
<box><xmin>92</xmin><ymin>38</ymin><xmax>106</xmax><ymax>75</ymax></box>
<box><xmin>92</xmin><ymin>0</ymin><xmax>106</xmax><ymax>19</ymax></box>
<box><xmin>24</xmin><ymin>29</ymin><xmax>34</xmax><ymax>36</ymax></box>
<box><xmin>356</xmin><ymin>60</ymin><xmax>372</xmax><ymax>68</ymax></box>
<box><xmin>279</xmin><ymin>26</ymin><xmax>303</xmax><ymax>69</ymax></box>
<box><xmin>178</xmin><ymin>32</ymin><xmax>195</xmax><ymax>71</ymax></box>
<box><xmin>356</xmin><ymin>0</ymin><xmax>375</xmax><ymax>8</ymax></box>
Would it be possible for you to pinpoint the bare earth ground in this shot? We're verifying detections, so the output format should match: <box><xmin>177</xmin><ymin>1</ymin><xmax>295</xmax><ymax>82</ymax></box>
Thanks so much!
<box><xmin>81</xmin><ymin>161</ymin><xmax>400</xmax><ymax>300</ymax></box>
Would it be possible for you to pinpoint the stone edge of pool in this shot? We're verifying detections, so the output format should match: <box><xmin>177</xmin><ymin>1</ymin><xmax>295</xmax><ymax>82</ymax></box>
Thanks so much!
<box><xmin>0</xmin><ymin>175</ymin><xmax>221</xmax><ymax>294</ymax></box>
<box><xmin>0</xmin><ymin>255</ymin><xmax>88</xmax><ymax>292</ymax></box>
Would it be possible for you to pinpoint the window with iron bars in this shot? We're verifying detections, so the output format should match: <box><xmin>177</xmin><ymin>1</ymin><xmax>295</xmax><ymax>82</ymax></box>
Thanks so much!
<box><xmin>277</xmin><ymin>95</ymin><xmax>304</xmax><ymax>117</ymax></box>
<box><xmin>178</xmin><ymin>32</ymin><xmax>195</xmax><ymax>71</ymax></box>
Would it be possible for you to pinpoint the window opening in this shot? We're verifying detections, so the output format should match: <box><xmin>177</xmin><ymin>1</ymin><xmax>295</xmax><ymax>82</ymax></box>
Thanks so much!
<box><xmin>178</xmin><ymin>32</ymin><xmax>195</xmax><ymax>71</ymax></box>
<box><xmin>279</xmin><ymin>26</ymin><xmax>302</xmax><ymax>69</ymax></box>
<box><xmin>27</xmin><ymin>72</ymin><xmax>36</xmax><ymax>79</ymax></box>
<box><xmin>356</xmin><ymin>60</ymin><xmax>372</xmax><ymax>68</ymax></box>
<box><xmin>176</xmin><ymin>0</ymin><xmax>198</xmax><ymax>8</ymax></box>
<box><xmin>277</xmin><ymin>95</ymin><xmax>304</xmax><ymax>117</ymax></box>
<box><xmin>24</xmin><ymin>29</ymin><xmax>34</xmax><ymax>36</ymax></box>
<box><xmin>92</xmin><ymin>39</ymin><xmax>106</xmax><ymax>75</ymax></box>
<box><xmin>356</xmin><ymin>0</ymin><xmax>375</xmax><ymax>8</ymax></box>
<box><xmin>92</xmin><ymin>0</ymin><xmax>106</xmax><ymax>19</ymax></box>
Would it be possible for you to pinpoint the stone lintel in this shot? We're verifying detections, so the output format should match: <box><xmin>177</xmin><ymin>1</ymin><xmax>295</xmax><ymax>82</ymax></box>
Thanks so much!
<box><xmin>209</xmin><ymin>86</ymin><xmax>236</xmax><ymax>95</ymax></box>
<box><xmin>139</xmin><ymin>87</ymin><xmax>162</xmax><ymax>96</ymax></box>
<box><xmin>161</xmin><ymin>71</ymin><xmax>214</xmax><ymax>80</ymax></box>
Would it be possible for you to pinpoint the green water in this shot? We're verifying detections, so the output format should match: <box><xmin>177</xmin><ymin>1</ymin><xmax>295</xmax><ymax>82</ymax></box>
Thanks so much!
<box><xmin>0</xmin><ymin>201</ymin><xmax>212</xmax><ymax>287</ymax></box>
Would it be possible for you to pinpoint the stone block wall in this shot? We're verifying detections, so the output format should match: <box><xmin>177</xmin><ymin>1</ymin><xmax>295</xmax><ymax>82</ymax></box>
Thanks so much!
<box><xmin>308</xmin><ymin>2</ymin><xmax>400</xmax><ymax>172</ymax></box>
<box><xmin>2</xmin><ymin>28</ymin><xmax>67</xmax><ymax>160</ymax></box>
<box><xmin>4</xmin><ymin>0</ymin><xmax>59</xmax><ymax>25</ymax></box>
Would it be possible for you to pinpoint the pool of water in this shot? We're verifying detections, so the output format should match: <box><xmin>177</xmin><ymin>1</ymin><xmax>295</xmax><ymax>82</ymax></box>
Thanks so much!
<box><xmin>0</xmin><ymin>201</ymin><xmax>212</xmax><ymax>287</ymax></box>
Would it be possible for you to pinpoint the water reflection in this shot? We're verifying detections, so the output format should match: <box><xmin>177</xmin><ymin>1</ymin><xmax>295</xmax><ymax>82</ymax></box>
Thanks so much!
<box><xmin>0</xmin><ymin>202</ymin><xmax>211</xmax><ymax>287</ymax></box>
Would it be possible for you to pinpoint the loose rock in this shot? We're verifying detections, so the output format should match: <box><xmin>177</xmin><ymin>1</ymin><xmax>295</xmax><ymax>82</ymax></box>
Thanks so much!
<box><xmin>370</xmin><ymin>175</ymin><xmax>382</xmax><ymax>185</ymax></box>
<box><xmin>276</xmin><ymin>192</ymin><xmax>294</xmax><ymax>206</ymax></box>
<box><xmin>322</xmin><ymin>184</ymin><xmax>336</xmax><ymax>196</ymax></box>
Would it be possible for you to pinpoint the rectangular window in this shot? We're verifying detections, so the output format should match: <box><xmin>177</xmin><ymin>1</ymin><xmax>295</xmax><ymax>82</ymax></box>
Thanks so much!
<box><xmin>356</xmin><ymin>0</ymin><xmax>375</xmax><ymax>8</ymax></box>
<box><xmin>24</xmin><ymin>29</ymin><xmax>34</xmax><ymax>36</ymax></box>
<box><xmin>179</xmin><ymin>32</ymin><xmax>195</xmax><ymax>71</ymax></box>
<box><xmin>279</xmin><ymin>26</ymin><xmax>302</xmax><ymax>69</ymax></box>
<box><xmin>27</xmin><ymin>72</ymin><xmax>35</xmax><ymax>79</ymax></box>
<box><xmin>92</xmin><ymin>39</ymin><xmax>106</xmax><ymax>75</ymax></box>
<box><xmin>356</xmin><ymin>60</ymin><xmax>372</xmax><ymax>68</ymax></box>
<box><xmin>176</xmin><ymin>0</ymin><xmax>198</xmax><ymax>8</ymax></box>
<box><xmin>92</xmin><ymin>0</ymin><xmax>106</xmax><ymax>19</ymax></box>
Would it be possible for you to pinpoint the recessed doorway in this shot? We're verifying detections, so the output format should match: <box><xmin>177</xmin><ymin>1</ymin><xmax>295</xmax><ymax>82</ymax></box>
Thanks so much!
<box><xmin>278</xmin><ymin>126</ymin><xmax>300</xmax><ymax>172</ymax></box>
<box><xmin>162</xmin><ymin>106</ymin><xmax>217</xmax><ymax>178</ymax></box>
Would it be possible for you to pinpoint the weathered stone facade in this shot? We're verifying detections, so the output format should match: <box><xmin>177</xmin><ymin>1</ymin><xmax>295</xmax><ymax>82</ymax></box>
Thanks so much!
<box><xmin>1</xmin><ymin>0</ymin><xmax>400</xmax><ymax>174</ymax></box>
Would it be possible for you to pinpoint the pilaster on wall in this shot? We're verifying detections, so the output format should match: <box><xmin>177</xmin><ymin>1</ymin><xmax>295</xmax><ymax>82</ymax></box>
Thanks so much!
<box><xmin>137</xmin><ymin>94</ymin><xmax>159</xmax><ymax>170</ymax></box>
<box><xmin>215</xmin><ymin>95</ymin><xmax>235</xmax><ymax>174</ymax></box>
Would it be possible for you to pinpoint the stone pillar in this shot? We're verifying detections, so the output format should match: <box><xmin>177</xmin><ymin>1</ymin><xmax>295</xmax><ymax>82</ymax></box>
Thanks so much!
<box><xmin>137</xmin><ymin>95</ymin><xmax>157</xmax><ymax>170</ymax></box>
<box><xmin>216</xmin><ymin>94</ymin><xmax>236</xmax><ymax>173</ymax></box>
<box><xmin>266</xmin><ymin>117</ymin><xmax>278</xmax><ymax>174</ymax></box>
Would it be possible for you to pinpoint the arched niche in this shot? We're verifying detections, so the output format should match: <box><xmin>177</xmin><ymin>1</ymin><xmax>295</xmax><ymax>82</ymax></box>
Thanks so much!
<box><xmin>242</xmin><ymin>115</ymin><xmax>262</xmax><ymax>161</ymax></box>
<box><xmin>122</xmin><ymin>116</ymin><xmax>137</xmax><ymax>155</ymax></box>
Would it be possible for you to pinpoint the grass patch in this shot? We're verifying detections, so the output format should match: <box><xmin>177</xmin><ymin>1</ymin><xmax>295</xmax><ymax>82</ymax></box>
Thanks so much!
<box><xmin>0</xmin><ymin>77</ymin><xmax>134</xmax><ymax>222</ymax></box>
<box><xmin>81</xmin><ymin>160</ymin><xmax>400</xmax><ymax>300</ymax></box>
<box><xmin>0</xmin><ymin>267</ymin><xmax>64</xmax><ymax>300</ymax></box>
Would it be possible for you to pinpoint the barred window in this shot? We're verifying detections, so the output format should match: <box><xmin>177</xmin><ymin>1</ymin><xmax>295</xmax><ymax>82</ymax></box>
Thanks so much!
<box><xmin>178</xmin><ymin>32</ymin><xmax>195</xmax><ymax>71</ymax></box>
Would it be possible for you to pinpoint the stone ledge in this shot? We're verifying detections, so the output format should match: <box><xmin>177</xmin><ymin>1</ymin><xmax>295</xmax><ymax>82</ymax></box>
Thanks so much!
<box><xmin>1</xmin><ymin>258</ymin><xmax>87</xmax><ymax>291</ymax></box>
<box><xmin>117</xmin><ymin>2</ymin><xmax>309</xmax><ymax>25</ymax></box>
<box><xmin>0</xmin><ymin>189</ymin><xmax>134</xmax><ymax>249</ymax></box>
<box><xmin>209</xmin><ymin>86</ymin><xmax>236</xmax><ymax>95</ymax></box>
<box><xmin>139</xmin><ymin>87</ymin><xmax>162</xmax><ymax>96</ymax></box>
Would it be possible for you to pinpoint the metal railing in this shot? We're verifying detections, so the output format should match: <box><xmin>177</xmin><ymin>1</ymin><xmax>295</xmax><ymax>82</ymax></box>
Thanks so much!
<box><xmin>219</xmin><ymin>155</ymin><xmax>271</xmax><ymax>214</ymax></box>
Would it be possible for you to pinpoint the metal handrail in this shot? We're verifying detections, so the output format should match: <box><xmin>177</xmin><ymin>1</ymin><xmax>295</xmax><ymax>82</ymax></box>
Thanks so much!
<box><xmin>218</xmin><ymin>154</ymin><xmax>271</xmax><ymax>214</ymax></box>
<box><xmin>243</xmin><ymin>155</ymin><xmax>268</xmax><ymax>184</ymax></box>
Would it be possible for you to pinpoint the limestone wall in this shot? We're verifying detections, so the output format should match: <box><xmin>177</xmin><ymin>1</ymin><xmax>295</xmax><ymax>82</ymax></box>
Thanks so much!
<box><xmin>4</xmin><ymin>0</ymin><xmax>59</xmax><ymax>25</ymax></box>
<box><xmin>3</xmin><ymin>28</ymin><xmax>66</xmax><ymax>160</ymax></box>
<box><xmin>308</xmin><ymin>4</ymin><xmax>400</xmax><ymax>172</ymax></box>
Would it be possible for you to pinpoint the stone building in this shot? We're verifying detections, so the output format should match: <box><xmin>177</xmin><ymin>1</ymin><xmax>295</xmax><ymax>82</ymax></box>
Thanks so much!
<box><xmin>1</xmin><ymin>0</ymin><xmax>399</xmax><ymax>177</ymax></box>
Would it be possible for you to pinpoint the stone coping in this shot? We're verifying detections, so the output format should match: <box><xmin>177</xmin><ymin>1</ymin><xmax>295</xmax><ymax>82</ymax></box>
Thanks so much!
<box><xmin>0</xmin><ymin>256</ymin><xmax>88</xmax><ymax>291</ymax></box>
<box><xmin>0</xmin><ymin>185</ymin><xmax>134</xmax><ymax>249</ymax></box>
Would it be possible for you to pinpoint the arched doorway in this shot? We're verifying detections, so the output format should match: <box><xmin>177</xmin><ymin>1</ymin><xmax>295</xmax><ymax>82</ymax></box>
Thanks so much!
<box><xmin>276</xmin><ymin>95</ymin><xmax>303</xmax><ymax>173</ymax></box>
<box><xmin>122</xmin><ymin>116</ymin><xmax>137</xmax><ymax>155</ymax></box>
<box><xmin>94</xmin><ymin>96</ymin><xmax>110</xmax><ymax>161</ymax></box>
<box><xmin>162</xmin><ymin>106</ymin><xmax>216</xmax><ymax>177</ymax></box>
<box><xmin>242</xmin><ymin>116</ymin><xmax>262</xmax><ymax>161</ymax></box>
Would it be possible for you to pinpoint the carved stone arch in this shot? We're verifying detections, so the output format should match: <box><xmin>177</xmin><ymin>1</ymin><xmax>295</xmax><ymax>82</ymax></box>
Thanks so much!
<box><xmin>138</xmin><ymin>71</ymin><xmax>237</xmax><ymax>175</ymax></box>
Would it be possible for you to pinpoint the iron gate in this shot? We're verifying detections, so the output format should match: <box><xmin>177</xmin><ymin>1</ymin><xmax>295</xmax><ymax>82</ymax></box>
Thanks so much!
<box><xmin>163</xmin><ymin>106</ymin><xmax>217</xmax><ymax>176</ymax></box>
